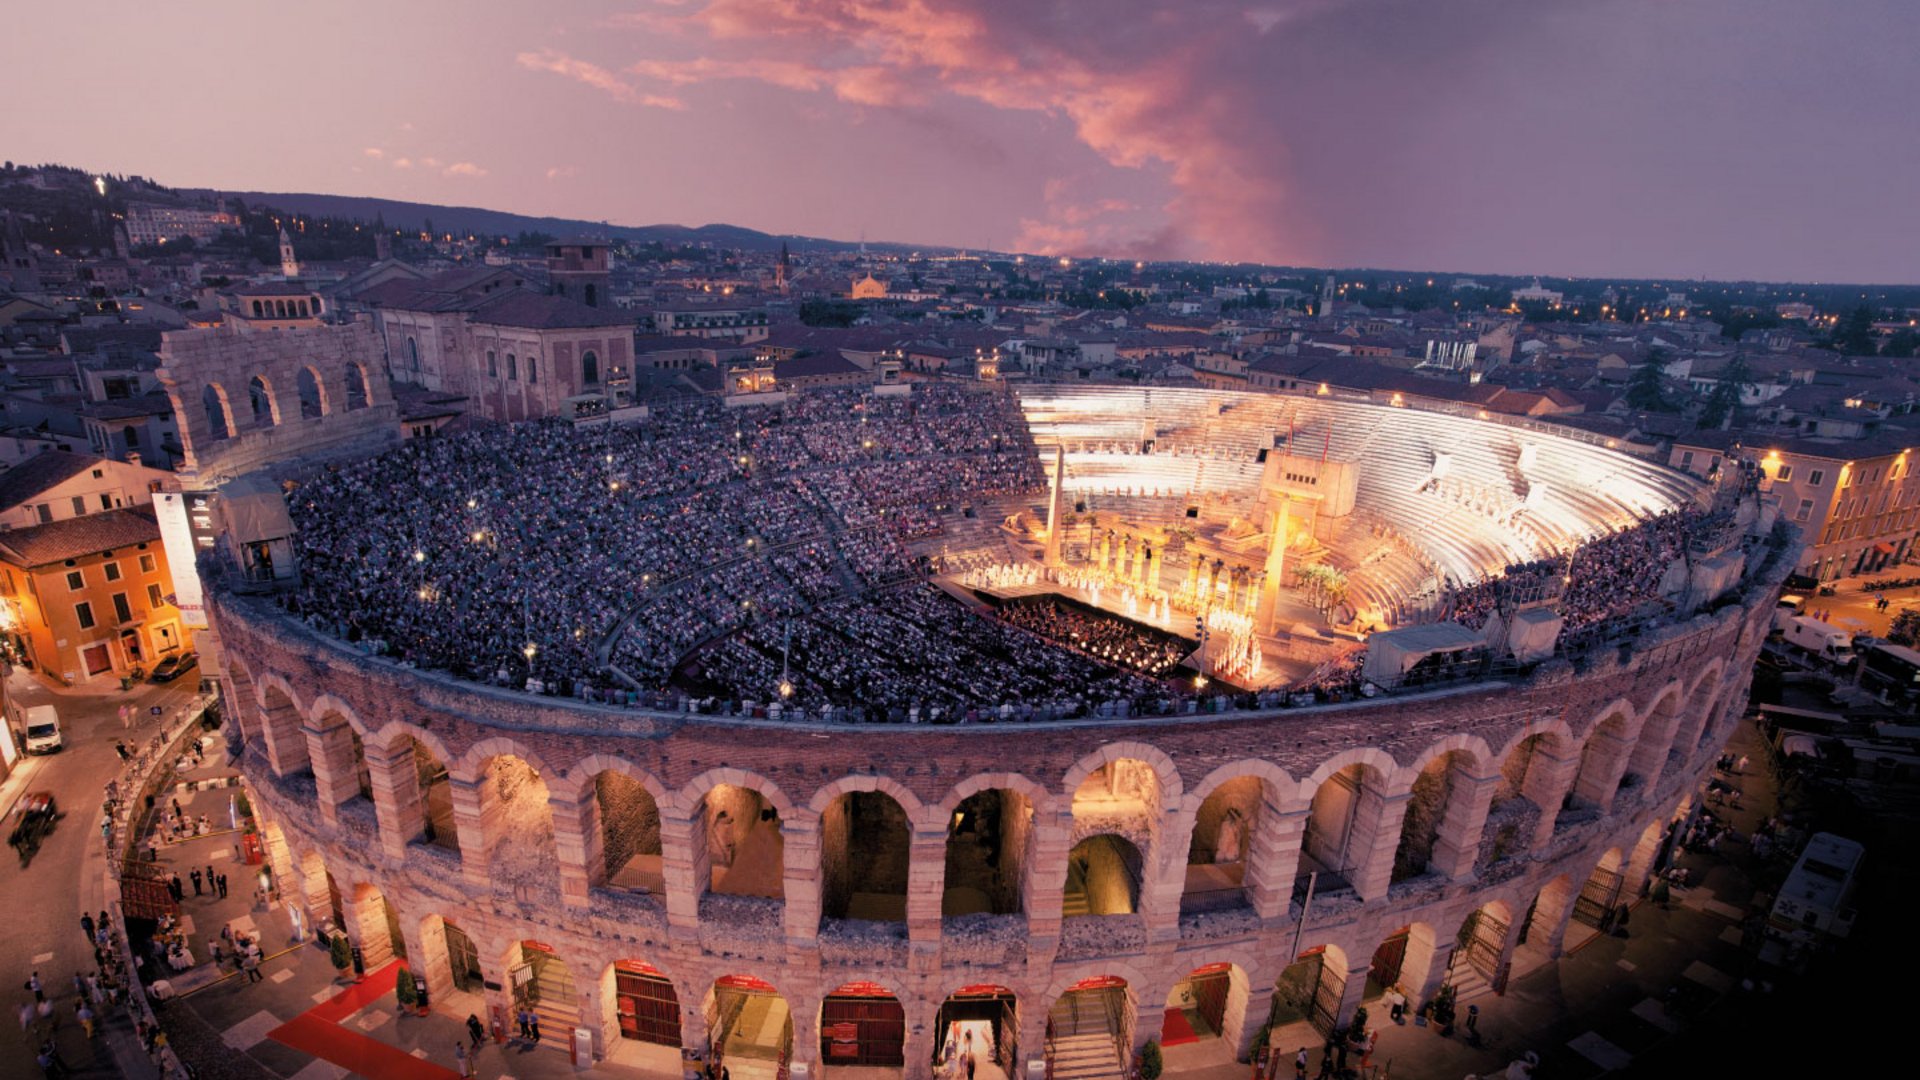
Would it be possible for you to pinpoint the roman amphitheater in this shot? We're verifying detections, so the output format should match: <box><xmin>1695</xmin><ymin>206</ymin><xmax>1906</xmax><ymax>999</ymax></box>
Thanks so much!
<box><xmin>206</xmin><ymin>380</ymin><xmax>1789</xmax><ymax>1080</ymax></box>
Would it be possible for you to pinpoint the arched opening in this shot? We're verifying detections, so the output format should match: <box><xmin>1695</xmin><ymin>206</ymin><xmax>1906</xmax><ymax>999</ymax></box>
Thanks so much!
<box><xmin>1672</xmin><ymin>669</ymin><xmax>1723</xmax><ymax>766</ymax></box>
<box><xmin>202</xmin><ymin>383</ymin><xmax>233</xmax><ymax>442</ymax></box>
<box><xmin>413</xmin><ymin>738</ymin><xmax>457</xmax><ymax>849</ymax></box>
<box><xmin>935</xmin><ymin>986</ymin><xmax>1017</xmax><ymax>1079</ymax></box>
<box><xmin>417</xmin><ymin>914</ymin><xmax>483</xmax><ymax>1006</ymax></box>
<box><xmin>1392</xmin><ymin>751</ymin><xmax>1472</xmax><ymax>884</ymax></box>
<box><xmin>1570</xmin><ymin>709</ymin><xmax>1633</xmax><ymax>813</ymax></box>
<box><xmin>820</xmin><ymin>981</ymin><xmax>906</xmax><ymax>1069</ymax></box>
<box><xmin>248</xmin><ymin>374</ymin><xmax>276</xmax><ymax>426</ymax></box>
<box><xmin>251</xmin><ymin>300</ymin><xmax>263</xmax><ymax>317</ymax></box>
<box><xmin>478</xmin><ymin>755</ymin><xmax>558</xmax><ymax>889</ymax></box>
<box><xmin>602</xmin><ymin>959</ymin><xmax>682</xmax><ymax>1073</ymax></box>
<box><xmin>583</xmin><ymin>350</ymin><xmax>600</xmax><ymax>386</ymax></box>
<box><xmin>406</xmin><ymin>336</ymin><xmax>421</xmax><ymax>374</ymax></box>
<box><xmin>1184</xmin><ymin>776</ymin><xmax>1268</xmax><ymax>914</ymax></box>
<box><xmin>823</xmin><ymin>790</ymin><xmax>911</xmax><ymax>922</ymax></box>
<box><xmin>1071</xmin><ymin>759</ymin><xmax>1163</xmax><ymax>820</ymax></box>
<box><xmin>1369</xmin><ymin>924</ymin><xmax>1437</xmax><ymax>1013</ymax></box>
<box><xmin>296</xmin><ymin>365</ymin><xmax>326</xmax><ymax>418</ymax></box>
<box><xmin>1267</xmin><ymin>946</ymin><xmax>1346</xmax><ymax>1040</ymax></box>
<box><xmin>1162</xmin><ymin>962</ymin><xmax>1245</xmax><ymax>1056</ymax></box>
<box><xmin>257</xmin><ymin>681</ymin><xmax>308</xmax><ymax>776</ymax></box>
<box><xmin>1571</xmin><ymin>848</ymin><xmax>1625</xmax><ymax>935</ymax></box>
<box><xmin>1628</xmin><ymin>692</ymin><xmax>1682</xmax><ymax>799</ymax></box>
<box><xmin>347</xmin><ymin>729</ymin><xmax>373</xmax><ymax>802</ymax></box>
<box><xmin>506</xmin><ymin>940</ymin><xmax>579</xmax><ymax>1037</ymax></box>
<box><xmin>595</xmin><ymin>771</ymin><xmax>664</xmax><ymax>895</ymax></box>
<box><xmin>344</xmin><ymin>363</ymin><xmax>370</xmax><ymax>411</ymax></box>
<box><xmin>1447</xmin><ymin>901</ymin><xmax>1513</xmax><ymax>995</ymax></box>
<box><xmin>1301</xmin><ymin>763</ymin><xmax>1386</xmax><ymax>895</ymax></box>
<box><xmin>1515</xmin><ymin>875</ymin><xmax>1575</xmax><ymax>976</ymax></box>
<box><xmin>944</xmin><ymin>788</ymin><xmax>1031</xmax><ymax>918</ymax></box>
<box><xmin>707</xmin><ymin>976</ymin><xmax>793</xmax><ymax>1080</ymax></box>
<box><xmin>1048</xmin><ymin>977</ymin><xmax>1132</xmax><ymax>1080</ymax></box>
<box><xmin>1063</xmin><ymin>834</ymin><xmax>1143</xmax><ymax>917</ymax></box>
<box><xmin>707</xmin><ymin>784</ymin><xmax>784</xmax><ymax>899</ymax></box>
<box><xmin>343</xmin><ymin>882</ymin><xmax>402</xmax><ymax>969</ymax></box>
<box><xmin>1478</xmin><ymin>733</ymin><xmax>1557</xmax><ymax>872</ymax></box>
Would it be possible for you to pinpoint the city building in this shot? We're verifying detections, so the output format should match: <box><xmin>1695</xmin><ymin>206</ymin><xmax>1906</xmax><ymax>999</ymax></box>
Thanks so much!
<box><xmin>0</xmin><ymin>506</ymin><xmax>194</xmax><ymax>681</ymax></box>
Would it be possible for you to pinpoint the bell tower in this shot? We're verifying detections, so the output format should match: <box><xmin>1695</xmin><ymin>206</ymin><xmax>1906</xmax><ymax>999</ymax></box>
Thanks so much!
<box><xmin>279</xmin><ymin>227</ymin><xmax>300</xmax><ymax>279</ymax></box>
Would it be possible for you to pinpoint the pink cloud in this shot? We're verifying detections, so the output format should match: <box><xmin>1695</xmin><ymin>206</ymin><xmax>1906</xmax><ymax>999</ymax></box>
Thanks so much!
<box><xmin>362</xmin><ymin>147</ymin><xmax>384</xmax><ymax>159</ymax></box>
<box><xmin>546</xmin><ymin>165</ymin><xmax>579</xmax><ymax>180</ymax></box>
<box><xmin>444</xmin><ymin>162</ymin><xmax>487</xmax><ymax>178</ymax></box>
<box><xmin>391</xmin><ymin>157</ymin><xmax>413</xmax><ymax>170</ymax></box>
<box><xmin>517</xmin><ymin>47</ymin><xmax>686</xmax><ymax>109</ymax></box>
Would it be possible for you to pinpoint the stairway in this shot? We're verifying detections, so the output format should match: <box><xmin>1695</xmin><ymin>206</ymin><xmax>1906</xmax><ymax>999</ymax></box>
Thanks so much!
<box><xmin>1049</xmin><ymin>993</ymin><xmax>1125</xmax><ymax>1080</ymax></box>
<box><xmin>527</xmin><ymin>953</ymin><xmax>579</xmax><ymax>1042</ymax></box>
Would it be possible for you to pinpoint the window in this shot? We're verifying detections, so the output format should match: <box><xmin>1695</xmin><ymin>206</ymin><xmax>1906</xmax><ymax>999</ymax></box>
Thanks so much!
<box><xmin>91</xmin><ymin>468</ymin><xmax>104</xmax><ymax>479</ymax></box>
<box><xmin>36</xmin><ymin>504</ymin><xmax>51</xmax><ymax>524</ymax></box>
<box><xmin>147</xmin><ymin>583</ymin><xmax>164</xmax><ymax>608</ymax></box>
<box><xmin>99</xmin><ymin>493</ymin><xmax>114</xmax><ymax>510</ymax></box>
<box><xmin>249</xmin><ymin>375</ymin><xmax>275</xmax><ymax>426</ymax></box>
<box><xmin>487</xmin><ymin>350</ymin><xmax>497</xmax><ymax>377</ymax></box>
<box><xmin>1777</xmin><ymin>464</ymin><xmax>1793</xmax><ymax>482</ymax></box>
<box><xmin>1680</xmin><ymin>451</ymin><xmax>1694</xmax><ymax>468</ymax></box>
<box><xmin>71</xmin><ymin>496</ymin><xmax>86</xmax><ymax>516</ymax></box>
<box><xmin>527</xmin><ymin>356</ymin><xmax>537</xmax><ymax>384</ymax></box>
<box><xmin>582</xmin><ymin>350</ymin><xmax>600</xmax><ymax>386</ymax></box>
<box><xmin>125</xmin><ymin>426</ymin><xmax>140</xmax><ymax>448</ymax></box>
<box><xmin>407</xmin><ymin>336</ymin><xmax>421</xmax><ymax>373</ymax></box>
<box><xmin>75</xmin><ymin>601</ymin><xmax>95</xmax><ymax>629</ymax></box>
<box><xmin>346</xmin><ymin>365</ymin><xmax>370</xmax><ymax>411</ymax></box>
<box><xmin>104</xmin><ymin>561</ymin><xmax>121</xmax><ymax>582</ymax></box>
<box><xmin>507</xmin><ymin>354</ymin><xmax>518</xmax><ymax>380</ymax></box>
<box><xmin>139</xmin><ymin>554</ymin><xmax>155</xmax><ymax>573</ymax></box>
<box><xmin>66</xmin><ymin>570</ymin><xmax>85</xmax><ymax>591</ymax></box>
<box><xmin>1810</xmin><ymin>469</ymin><xmax>1825</xmax><ymax>487</ymax></box>
<box><xmin>112</xmin><ymin>592</ymin><xmax>132</xmax><ymax>624</ymax></box>
<box><xmin>1796</xmin><ymin>499</ymin><xmax>1813</xmax><ymax>522</ymax></box>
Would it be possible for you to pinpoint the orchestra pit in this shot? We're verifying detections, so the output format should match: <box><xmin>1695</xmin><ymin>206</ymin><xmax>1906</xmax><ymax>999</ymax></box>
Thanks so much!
<box><xmin>210</xmin><ymin>381</ymin><xmax>1789</xmax><ymax>1079</ymax></box>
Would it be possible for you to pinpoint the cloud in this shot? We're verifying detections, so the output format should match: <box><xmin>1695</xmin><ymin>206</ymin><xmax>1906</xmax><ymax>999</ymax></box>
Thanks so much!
<box><xmin>444</xmin><ymin>162</ymin><xmax>487</xmax><ymax>178</ymax></box>
<box><xmin>546</xmin><ymin>165</ymin><xmax>579</xmax><ymax>180</ymax></box>
<box><xmin>518</xmin><ymin>46</ymin><xmax>686</xmax><ymax>109</ymax></box>
<box><xmin>362</xmin><ymin>147</ymin><xmax>384</xmax><ymax>159</ymax></box>
<box><xmin>391</xmin><ymin>157</ymin><xmax>413</xmax><ymax>170</ymax></box>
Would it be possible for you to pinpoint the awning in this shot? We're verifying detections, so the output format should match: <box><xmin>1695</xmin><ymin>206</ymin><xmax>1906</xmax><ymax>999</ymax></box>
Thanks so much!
<box><xmin>1874</xmin><ymin>542</ymin><xmax>1895</xmax><ymax>555</ymax></box>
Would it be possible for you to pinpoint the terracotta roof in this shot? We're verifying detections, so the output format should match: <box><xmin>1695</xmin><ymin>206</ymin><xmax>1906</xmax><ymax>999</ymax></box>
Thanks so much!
<box><xmin>0</xmin><ymin>506</ymin><xmax>161</xmax><ymax>568</ymax></box>
<box><xmin>465</xmin><ymin>291</ymin><xmax>634</xmax><ymax>330</ymax></box>
<box><xmin>0</xmin><ymin>450</ymin><xmax>103</xmax><ymax>510</ymax></box>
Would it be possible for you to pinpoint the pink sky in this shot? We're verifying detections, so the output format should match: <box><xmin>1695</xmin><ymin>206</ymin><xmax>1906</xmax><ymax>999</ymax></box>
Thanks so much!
<box><xmin>4</xmin><ymin>0</ymin><xmax>1917</xmax><ymax>282</ymax></box>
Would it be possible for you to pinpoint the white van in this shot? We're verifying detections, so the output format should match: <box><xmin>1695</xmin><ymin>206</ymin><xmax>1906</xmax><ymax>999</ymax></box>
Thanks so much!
<box><xmin>22</xmin><ymin>704</ymin><xmax>61</xmax><ymax>754</ymax></box>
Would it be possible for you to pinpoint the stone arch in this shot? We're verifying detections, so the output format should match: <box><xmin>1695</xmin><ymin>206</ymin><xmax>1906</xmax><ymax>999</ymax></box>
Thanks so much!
<box><xmin>942</xmin><ymin>784</ymin><xmax>1034</xmax><ymax>918</ymax></box>
<box><xmin>807</xmin><ymin>773</ymin><xmax>927</xmax><ymax>820</ymax></box>
<box><xmin>414</xmin><ymin>912</ymin><xmax>487</xmax><ymax>1004</ymax></box>
<box><xmin>1571</xmin><ymin>702</ymin><xmax>1638</xmax><ymax>812</ymax></box>
<box><xmin>454</xmin><ymin>736</ymin><xmax>558</xmax><ymax>784</ymax></box>
<box><xmin>248</xmin><ymin>373</ymin><xmax>280</xmax><ymax>427</ymax></box>
<box><xmin>1671</xmin><ymin>658</ymin><xmax>1729</xmax><ymax>764</ymax></box>
<box><xmin>817</xmin><ymin>978</ymin><xmax>909</xmax><ymax>1068</ymax></box>
<box><xmin>821</xmin><ymin>787</ymin><xmax>913</xmax><ymax>923</ymax></box>
<box><xmin>705</xmin><ymin>974</ymin><xmax>795</xmax><ymax>1072</ymax></box>
<box><xmin>1391</xmin><ymin>746</ymin><xmax>1480</xmax><ymax>885</ymax></box>
<box><xmin>931</xmin><ymin>771</ymin><xmax>1054</xmax><ymax>826</ymax></box>
<box><xmin>599</xmin><ymin>957</ymin><xmax>684</xmax><ymax>1058</ymax></box>
<box><xmin>1178</xmin><ymin>760</ymin><xmax>1293</xmax><ymax>916</ymax></box>
<box><xmin>344</xmin><ymin>362</ymin><xmax>371</xmax><ymax>411</ymax></box>
<box><xmin>201</xmin><ymin>383</ymin><xmax>233</xmax><ymax>441</ymax></box>
<box><xmin>1368</xmin><ymin>922</ymin><xmax>1439</xmax><ymax>1006</ymax></box>
<box><xmin>678</xmin><ymin>770</ymin><xmax>791</xmax><ymax>903</ymax></box>
<box><xmin>365</xmin><ymin>720</ymin><xmax>458</xmax><ymax>851</ymax></box>
<box><xmin>253</xmin><ymin>672</ymin><xmax>309</xmax><ymax>776</ymax></box>
<box><xmin>1039</xmin><ymin>961</ymin><xmax>1153</xmax><ymax>1016</ymax></box>
<box><xmin>504</xmin><ymin>939</ymin><xmax>584</xmax><ymax>1035</ymax></box>
<box><xmin>340</xmin><ymin>880</ymin><xmax>404</xmax><ymax>969</ymax></box>
<box><xmin>1161</xmin><ymin>960</ymin><xmax>1253</xmax><ymax>1054</ymax></box>
<box><xmin>296</xmin><ymin>364</ymin><xmax>328</xmax><ymax>418</ymax></box>
<box><xmin>1064</xmin><ymin>833</ymin><xmax>1144</xmax><ymax>917</ymax></box>
<box><xmin>1269</xmin><ymin>943</ymin><xmax>1351</xmax><ymax>1039</ymax></box>
<box><xmin>672</xmin><ymin>768</ymin><xmax>799</xmax><ymax>820</ymax></box>
<box><xmin>1061</xmin><ymin>741</ymin><xmax>1183</xmax><ymax>808</ymax></box>
<box><xmin>1625</xmin><ymin>681</ymin><xmax>1686</xmax><ymax>801</ymax></box>
<box><xmin>461</xmin><ymin>748</ymin><xmax>561</xmax><ymax>898</ymax></box>
<box><xmin>1296</xmin><ymin>750</ymin><xmax>1397</xmax><ymax>898</ymax></box>
<box><xmin>1298</xmin><ymin>746</ymin><xmax>1401</xmax><ymax>798</ymax></box>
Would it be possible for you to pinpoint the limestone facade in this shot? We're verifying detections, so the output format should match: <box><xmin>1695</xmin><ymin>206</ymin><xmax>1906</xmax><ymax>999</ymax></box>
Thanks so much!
<box><xmin>218</xmin><ymin>538</ymin><xmax>1779</xmax><ymax>1077</ymax></box>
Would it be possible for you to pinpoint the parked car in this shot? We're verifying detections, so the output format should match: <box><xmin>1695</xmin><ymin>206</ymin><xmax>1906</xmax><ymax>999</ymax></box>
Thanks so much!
<box><xmin>21</xmin><ymin>704</ymin><xmax>61</xmax><ymax>754</ymax></box>
<box><xmin>149</xmin><ymin>652</ymin><xmax>198</xmax><ymax>683</ymax></box>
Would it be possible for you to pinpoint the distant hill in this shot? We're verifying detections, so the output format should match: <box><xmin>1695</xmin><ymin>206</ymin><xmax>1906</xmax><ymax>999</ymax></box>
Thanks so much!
<box><xmin>216</xmin><ymin>190</ymin><xmax>905</xmax><ymax>254</ymax></box>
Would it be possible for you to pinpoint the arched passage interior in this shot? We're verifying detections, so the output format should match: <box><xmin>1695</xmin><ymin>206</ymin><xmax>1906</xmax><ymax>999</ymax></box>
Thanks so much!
<box><xmin>1064</xmin><ymin>835</ymin><xmax>1143</xmax><ymax>917</ymax></box>
<box><xmin>708</xmin><ymin>975</ymin><xmax>793</xmax><ymax>1078</ymax></box>
<box><xmin>708</xmin><ymin>784</ymin><xmax>785</xmax><ymax>899</ymax></box>
<box><xmin>1268</xmin><ymin>947</ymin><xmax>1346</xmax><ymax>1039</ymax></box>
<box><xmin>507</xmin><ymin>940</ymin><xmax>579</xmax><ymax>1036</ymax></box>
<box><xmin>944</xmin><ymin>789</ymin><xmax>1030</xmax><ymax>918</ymax></box>
<box><xmin>822</xmin><ymin>790</ymin><xmax>910</xmax><ymax>922</ymax></box>
<box><xmin>820</xmin><ymin>980</ymin><xmax>906</xmax><ymax>1069</ymax></box>
<box><xmin>1047</xmin><ymin>976</ymin><xmax>1132</xmax><ymax>1080</ymax></box>
<box><xmin>1183</xmin><ymin>777</ymin><xmax>1263</xmax><ymax>914</ymax></box>
<box><xmin>935</xmin><ymin>985</ymin><xmax>1017</xmax><ymax>1076</ymax></box>
<box><xmin>595</xmin><ymin>771</ymin><xmax>664</xmax><ymax>893</ymax></box>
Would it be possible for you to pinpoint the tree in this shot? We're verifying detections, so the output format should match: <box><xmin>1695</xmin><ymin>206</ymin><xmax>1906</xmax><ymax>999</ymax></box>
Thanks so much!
<box><xmin>1699</xmin><ymin>355</ymin><xmax>1751</xmax><ymax>429</ymax></box>
<box><xmin>1883</xmin><ymin>329</ymin><xmax>1918</xmax><ymax>359</ymax></box>
<box><xmin>1889</xmin><ymin>609</ymin><xmax>1920</xmax><ymax>647</ymax></box>
<box><xmin>395</xmin><ymin>966</ymin><xmax>418</xmax><ymax>1008</ymax></box>
<box><xmin>1835</xmin><ymin>305</ymin><xmax>1877</xmax><ymax>354</ymax></box>
<box><xmin>329</xmin><ymin>933</ymin><xmax>353</xmax><ymax>974</ymax></box>
<box><xmin>1625</xmin><ymin>350</ymin><xmax>1671</xmax><ymax>412</ymax></box>
<box><xmin>1138</xmin><ymin>1039</ymin><xmax>1163</xmax><ymax>1080</ymax></box>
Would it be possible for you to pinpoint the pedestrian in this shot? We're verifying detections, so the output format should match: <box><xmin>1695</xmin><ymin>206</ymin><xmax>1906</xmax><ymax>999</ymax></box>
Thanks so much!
<box><xmin>466</xmin><ymin>1013</ymin><xmax>485</xmax><ymax>1048</ymax></box>
<box><xmin>69</xmin><ymin>975</ymin><xmax>84</xmax><ymax>1000</ymax></box>
<box><xmin>1360</xmin><ymin>1030</ymin><xmax>1375</xmax><ymax>1069</ymax></box>
<box><xmin>517</xmin><ymin>1007</ymin><xmax>531</xmax><ymax>1040</ymax></box>
<box><xmin>75</xmin><ymin>1002</ymin><xmax>93</xmax><ymax>1039</ymax></box>
<box><xmin>1294</xmin><ymin>1048</ymin><xmax>1308</xmax><ymax>1080</ymax></box>
<box><xmin>18</xmin><ymin>1000</ymin><xmax>35</xmax><ymax>1038</ymax></box>
<box><xmin>191</xmin><ymin>869</ymin><xmax>203</xmax><ymax>896</ymax></box>
<box><xmin>217</xmin><ymin>873</ymin><xmax>228</xmax><ymax>899</ymax></box>
<box><xmin>35</xmin><ymin>1039</ymin><xmax>66</xmax><ymax>1078</ymax></box>
<box><xmin>26</xmin><ymin>972</ymin><xmax>42</xmax><ymax>1003</ymax></box>
<box><xmin>206</xmin><ymin>863</ymin><xmax>215</xmax><ymax>887</ymax></box>
<box><xmin>210</xmin><ymin>940</ymin><xmax>224</xmax><ymax>970</ymax></box>
<box><xmin>455</xmin><ymin>1042</ymin><xmax>474</xmax><ymax>1080</ymax></box>
<box><xmin>1736</xmin><ymin>754</ymin><xmax>1750</xmax><ymax>774</ymax></box>
<box><xmin>966</xmin><ymin>1052</ymin><xmax>976</xmax><ymax>1080</ymax></box>
<box><xmin>244</xmin><ymin>954</ymin><xmax>262</xmax><ymax>983</ymax></box>
<box><xmin>80</xmin><ymin>914</ymin><xmax>95</xmax><ymax>944</ymax></box>
<box><xmin>171</xmin><ymin>798</ymin><xmax>183</xmax><ymax>820</ymax></box>
<box><xmin>168</xmin><ymin>874</ymin><xmax>183</xmax><ymax>901</ymax></box>
<box><xmin>529</xmin><ymin>1010</ymin><xmax>541</xmax><ymax>1044</ymax></box>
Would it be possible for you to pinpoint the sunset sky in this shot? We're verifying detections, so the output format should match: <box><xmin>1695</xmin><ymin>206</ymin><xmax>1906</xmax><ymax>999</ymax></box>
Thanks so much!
<box><xmin>5</xmin><ymin>0</ymin><xmax>1917</xmax><ymax>282</ymax></box>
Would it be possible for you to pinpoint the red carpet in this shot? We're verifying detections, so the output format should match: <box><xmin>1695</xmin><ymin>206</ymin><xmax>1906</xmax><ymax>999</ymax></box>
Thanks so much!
<box><xmin>267</xmin><ymin>960</ymin><xmax>462</xmax><ymax>1080</ymax></box>
<box><xmin>1160</xmin><ymin>1007</ymin><xmax>1199</xmax><ymax>1046</ymax></box>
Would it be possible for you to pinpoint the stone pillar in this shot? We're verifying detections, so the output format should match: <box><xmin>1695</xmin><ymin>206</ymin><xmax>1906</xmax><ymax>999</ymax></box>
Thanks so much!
<box><xmin>1228</xmin><ymin>978</ymin><xmax>1270</xmax><ymax>1063</ymax></box>
<box><xmin>407</xmin><ymin>913</ymin><xmax>454</xmax><ymax>1006</ymax></box>
<box><xmin>788</xmin><ymin>989</ymin><xmax>821</xmax><ymax>1076</ymax></box>
<box><xmin>1523</xmin><ymin>747</ymin><xmax>1580</xmax><ymax>850</ymax></box>
<box><xmin>903</xmin><ymin>1013</ymin><xmax>938</xmax><ymax>1080</ymax></box>
<box><xmin>340</xmin><ymin>886</ymin><xmax>393</xmax><ymax>969</ymax></box>
<box><xmin>1622</xmin><ymin>820</ymin><xmax>1665</xmax><ymax>900</ymax></box>
<box><xmin>906</xmin><ymin>828</ymin><xmax>947</xmax><ymax>956</ymax></box>
<box><xmin>1252</xmin><ymin>805</ymin><xmax>1307</xmax><ymax>919</ymax></box>
<box><xmin>1044</xmin><ymin>445</ymin><xmax>1066</xmax><ymax>567</ymax></box>
<box><xmin>1130</xmin><ymin>983</ymin><xmax>1164</xmax><ymax>1057</ymax></box>
<box><xmin>1531</xmin><ymin>884</ymin><xmax>1578</xmax><ymax>960</ymax></box>
<box><xmin>1022</xmin><ymin>810</ymin><xmax>1073</xmax><ymax>946</ymax></box>
<box><xmin>550</xmin><ymin>786</ymin><xmax>598</xmax><ymax>911</ymax></box>
<box><xmin>660</xmin><ymin>806</ymin><xmax>707</xmax><ymax>938</ymax></box>
<box><xmin>1489</xmin><ymin>909</ymin><xmax>1527</xmax><ymax>995</ymax></box>
<box><xmin>782</xmin><ymin>818</ymin><xmax>823</xmax><ymax>947</ymax></box>
<box><xmin>1140</xmin><ymin>814</ymin><xmax>1190</xmax><ymax>944</ymax></box>
<box><xmin>260</xmin><ymin>693</ymin><xmax>309</xmax><ymax>776</ymax></box>
<box><xmin>449</xmin><ymin>777</ymin><xmax>496</xmax><ymax>889</ymax></box>
<box><xmin>365</xmin><ymin>740</ymin><xmax>423</xmax><ymax>861</ymax></box>
<box><xmin>1429</xmin><ymin>770</ymin><xmax>1498</xmax><ymax>883</ymax></box>
<box><xmin>258</xmin><ymin>818</ymin><xmax>294</xmax><ymax>900</ymax></box>
<box><xmin>1414</xmin><ymin>942</ymin><xmax>1455</xmax><ymax>1011</ymax></box>
<box><xmin>305</xmin><ymin>718</ymin><xmax>359</xmax><ymax>826</ymax></box>
<box><xmin>1332</xmin><ymin>964</ymin><xmax>1372</xmax><ymax>1031</ymax></box>
<box><xmin>1346</xmin><ymin>785</ymin><xmax>1407</xmax><ymax>903</ymax></box>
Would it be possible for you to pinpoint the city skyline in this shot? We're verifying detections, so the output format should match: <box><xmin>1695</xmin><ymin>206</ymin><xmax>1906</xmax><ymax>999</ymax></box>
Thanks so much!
<box><xmin>6</xmin><ymin>0</ymin><xmax>1918</xmax><ymax>283</ymax></box>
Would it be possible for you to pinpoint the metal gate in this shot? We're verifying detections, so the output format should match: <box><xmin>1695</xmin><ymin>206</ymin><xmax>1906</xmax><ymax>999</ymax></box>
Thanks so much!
<box><xmin>1455</xmin><ymin>909</ymin><xmax>1508</xmax><ymax>983</ymax></box>
<box><xmin>615</xmin><ymin>962</ymin><xmax>681</xmax><ymax>1047</ymax></box>
<box><xmin>1369</xmin><ymin>931</ymin><xmax>1409</xmax><ymax>992</ymax></box>
<box><xmin>1573</xmin><ymin>866</ymin><xmax>1622</xmax><ymax>929</ymax></box>
<box><xmin>1309</xmin><ymin>956</ymin><xmax>1343</xmax><ymax>1036</ymax></box>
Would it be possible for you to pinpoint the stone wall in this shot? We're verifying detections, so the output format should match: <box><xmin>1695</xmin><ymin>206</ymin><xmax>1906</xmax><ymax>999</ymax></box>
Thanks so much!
<box><xmin>596</xmin><ymin>771</ymin><xmax>661</xmax><ymax>879</ymax></box>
